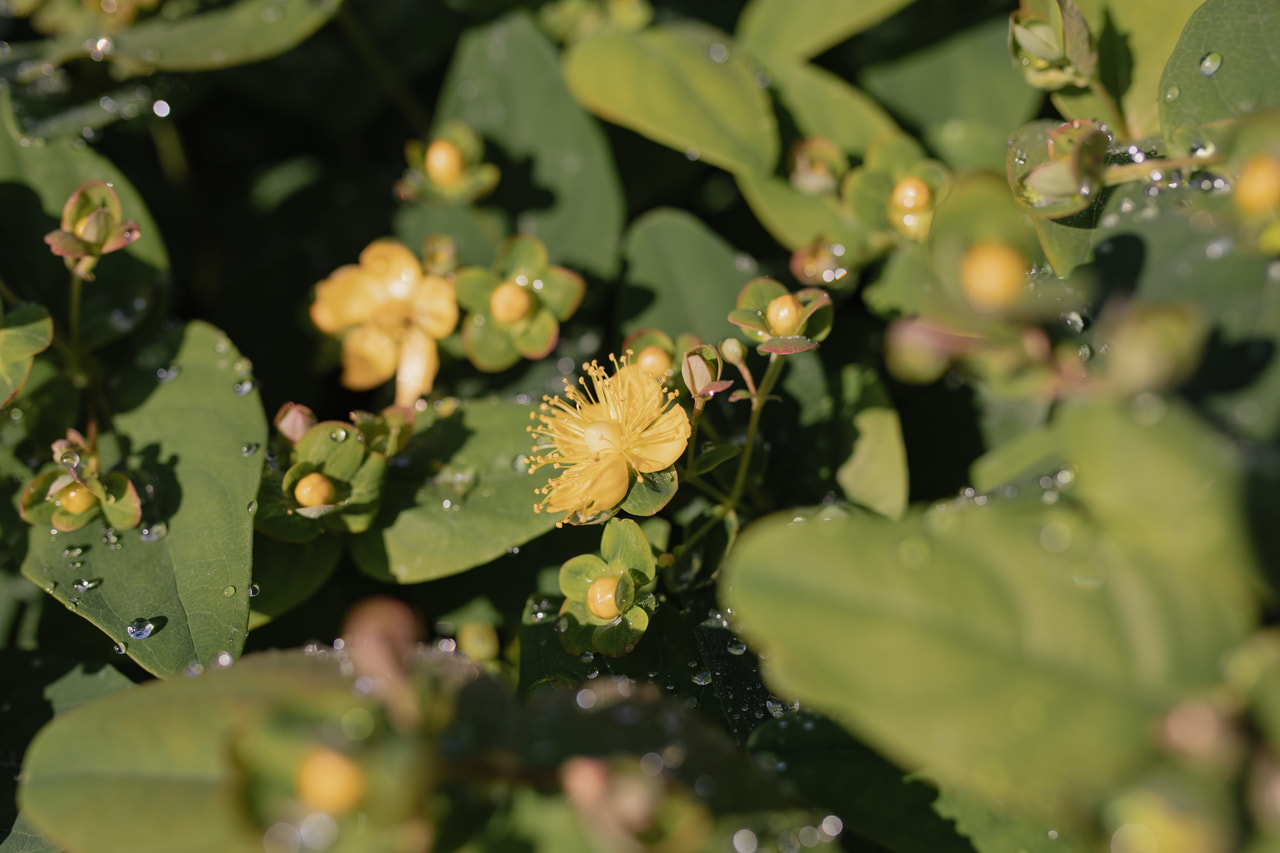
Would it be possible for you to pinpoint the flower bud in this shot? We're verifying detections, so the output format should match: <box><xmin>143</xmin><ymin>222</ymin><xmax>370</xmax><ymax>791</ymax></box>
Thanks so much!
<box><xmin>295</xmin><ymin>747</ymin><xmax>366</xmax><ymax>815</ymax></box>
<box><xmin>635</xmin><ymin>345</ymin><xmax>672</xmax><ymax>378</ymax></box>
<box><xmin>57</xmin><ymin>482</ymin><xmax>98</xmax><ymax>515</ymax></box>
<box><xmin>959</xmin><ymin>242</ymin><xmax>1028</xmax><ymax>313</ymax></box>
<box><xmin>587</xmin><ymin>575</ymin><xmax>622</xmax><ymax>620</ymax></box>
<box><xmin>294</xmin><ymin>472</ymin><xmax>336</xmax><ymax>508</ymax></box>
<box><xmin>490</xmin><ymin>281</ymin><xmax>534</xmax><ymax>325</ymax></box>
<box><xmin>424</xmin><ymin>138</ymin><xmax>466</xmax><ymax>188</ymax></box>
<box><xmin>1235</xmin><ymin>153</ymin><xmax>1280</xmax><ymax>219</ymax></box>
<box><xmin>719</xmin><ymin>337</ymin><xmax>746</xmax><ymax>366</ymax></box>
<box><xmin>765</xmin><ymin>293</ymin><xmax>804</xmax><ymax>337</ymax></box>
<box><xmin>456</xmin><ymin>622</ymin><xmax>501</xmax><ymax>662</ymax></box>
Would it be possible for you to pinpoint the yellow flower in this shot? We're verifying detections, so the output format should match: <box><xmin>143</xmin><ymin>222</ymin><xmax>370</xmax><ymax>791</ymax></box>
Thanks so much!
<box><xmin>310</xmin><ymin>240</ymin><xmax>459</xmax><ymax>407</ymax></box>
<box><xmin>528</xmin><ymin>355</ymin><xmax>691</xmax><ymax>524</ymax></box>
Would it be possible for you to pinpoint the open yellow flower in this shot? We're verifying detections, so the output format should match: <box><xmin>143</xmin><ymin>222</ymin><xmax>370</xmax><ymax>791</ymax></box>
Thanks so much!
<box><xmin>310</xmin><ymin>240</ymin><xmax>458</xmax><ymax>407</ymax></box>
<box><xmin>528</xmin><ymin>355</ymin><xmax>691</xmax><ymax>524</ymax></box>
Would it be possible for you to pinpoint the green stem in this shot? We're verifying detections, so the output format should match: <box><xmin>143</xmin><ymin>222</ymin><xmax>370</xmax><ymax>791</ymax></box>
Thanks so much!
<box><xmin>0</xmin><ymin>275</ymin><xmax>21</xmax><ymax>306</ymax></box>
<box><xmin>337</xmin><ymin>4</ymin><xmax>433</xmax><ymax>137</ymax></box>
<box><xmin>678</xmin><ymin>504</ymin><xmax>728</xmax><ymax>556</ymax></box>
<box><xmin>727</xmin><ymin>355</ymin><xmax>784</xmax><ymax>509</ymax></box>
<box><xmin>68</xmin><ymin>269</ymin><xmax>84</xmax><ymax>373</ymax></box>
<box><xmin>675</xmin><ymin>468</ymin><xmax>732</xmax><ymax>504</ymax></box>
<box><xmin>1104</xmin><ymin>154</ymin><xmax>1222</xmax><ymax>186</ymax></box>
<box><xmin>1088</xmin><ymin>78</ymin><xmax>1130</xmax><ymax>143</ymax></box>
<box><xmin>684</xmin><ymin>401</ymin><xmax>703</xmax><ymax>471</ymax></box>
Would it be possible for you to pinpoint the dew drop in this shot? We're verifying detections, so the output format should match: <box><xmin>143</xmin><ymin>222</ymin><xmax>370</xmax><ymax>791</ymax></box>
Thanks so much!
<box><xmin>248</xmin><ymin>583</ymin><xmax>260</xmax><ymax>598</ymax></box>
<box><xmin>691</xmin><ymin>671</ymin><xmax>712</xmax><ymax>686</ymax></box>
<box><xmin>223</xmin><ymin>585</ymin><xmax>236</xmax><ymax>597</ymax></box>
<box><xmin>156</xmin><ymin>365</ymin><xmax>180</xmax><ymax>383</ymax></box>
<box><xmin>233</xmin><ymin>379</ymin><xmax>255</xmax><ymax>396</ymax></box>
<box><xmin>1198</xmin><ymin>52</ymin><xmax>1222</xmax><ymax>76</ymax></box>
<box><xmin>62</xmin><ymin>546</ymin><xmax>84</xmax><ymax>558</ymax></box>
<box><xmin>73</xmin><ymin>578</ymin><xmax>101</xmax><ymax>592</ymax></box>
<box><xmin>246</xmin><ymin>500</ymin><xmax>258</xmax><ymax>514</ymax></box>
<box><xmin>727</xmin><ymin>639</ymin><xmax>748</xmax><ymax>656</ymax></box>
<box><xmin>330</xmin><ymin>427</ymin><xmax>349</xmax><ymax>442</ymax></box>
<box><xmin>140</xmin><ymin>521</ymin><xmax>167</xmax><ymax>542</ymax></box>
<box><xmin>126</xmin><ymin>618</ymin><xmax>154</xmax><ymax>640</ymax></box>
<box><xmin>1163</xmin><ymin>85</ymin><xmax>1180</xmax><ymax>102</ymax></box>
<box><xmin>113</xmin><ymin>642</ymin><xmax>126</xmax><ymax>654</ymax></box>
<box><xmin>240</xmin><ymin>442</ymin><xmax>259</xmax><ymax>457</ymax></box>
<box><xmin>58</xmin><ymin>450</ymin><xmax>80</xmax><ymax>468</ymax></box>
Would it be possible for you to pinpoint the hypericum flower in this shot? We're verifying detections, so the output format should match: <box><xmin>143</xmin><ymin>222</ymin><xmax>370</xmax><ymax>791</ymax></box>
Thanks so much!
<box><xmin>528</xmin><ymin>355</ymin><xmax>690</xmax><ymax>525</ymax></box>
<box><xmin>19</xmin><ymin>429</ymin><xmax>141</xmax><ymax>532</ymax></box>
<box><xmin>310</xmin><ymin>239</ymin><xmax>458</xmax><ymax>407</ymax></box>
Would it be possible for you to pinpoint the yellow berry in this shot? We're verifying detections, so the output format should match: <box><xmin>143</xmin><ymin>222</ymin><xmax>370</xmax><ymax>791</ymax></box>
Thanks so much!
<box><xmin>58</xmin><ymin>482</ymin><xmax>98</xmax><ymax>515</ymax></box>
<box><xmin>424</xmin><ymin>139</ymin><xmax>466</xmax><ymax>188</ymax></box>
<box><xmin>1235</xmin><ymin>154</ymin><xmax>1280</xmax><ymax>218</ymax></box>
<box><xmin>959</xmin><ymin>242</ymin><xmax>1028</xmax><ymax>313</ymax></box>
<box><xmin>294</xmin><ymin>472</ymin><xmax>336</xmax><ymax>508</ymax></box>
<box><xmin>635</xmin><ymin>345</ymin><xmax>672</xmax><ymax>378</ymax></box>
<box><xmin>295</xmin><ymin>747</ymin><xmax>366</xmax><ymax>815</ymax></box>
<box><xmin>765</xmin><ymin>293</ymin><xmax>804</xmax><ymax>338</ymax></box>
<box><xmin>890</xmin><ymin>176</ymin><xmax>932</xmax><ymax>210</ymax></box>
<box><xmin>587</xmin><ymin>575</ymin><xmax>622</xmax><ymax>620</ymax></box>
<box><xmin>490</xmin><ymin>281</ymin><xmax>533</xmax><ymax>324</ymax></box>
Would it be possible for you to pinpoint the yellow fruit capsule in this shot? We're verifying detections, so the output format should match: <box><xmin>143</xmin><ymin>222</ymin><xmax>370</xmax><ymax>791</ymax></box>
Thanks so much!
<box><xmin>490</xmin><ymin>281</ymin><xmax>533</xmax><ymax>325</ymax></box>
<box><xmin>294</xmin><ymin>472</ymin><xmax>336</xmax><ymax>508</ymax></box>
<box><xmin>424</xmin><ymin>139</ymin><xmax>466</xmax><ymax>188</ymax></box>
<box><xmin>959</xmin><ymin>242</ymin><xmax>1028</xmax><ymax>313</ymax></box>
<box><xmin>1235</xmin><ymin>154</ymin><xmax>1280</xmax><ymax>218</ymax></box>
<box><xmin>890</xmin><ymin>176</ymin><xmax>932</xmax><ymax>210</ymax></box>
<box><xmin>587</xmin><ymin>575</ymin><xmax>622</xmax><ymax>620</ymax></box>
<box><xmin>58</xmin><ymin>483</ymin><xmax>98</xmax><ymax>515</ymax></box>
<box><xmin>635</xmin><ymin>345</ymin><xmax>672</xmax><ymax>378</ymax></box>
<box><xmin>765</xmin><ymin>293</ymin><xmax>804</xmax><ymax>338</ymax></box>
<box><xmin>295</xmin><ymin>747</ymin><xmax>366</xmax><ymax>815</ymax></box>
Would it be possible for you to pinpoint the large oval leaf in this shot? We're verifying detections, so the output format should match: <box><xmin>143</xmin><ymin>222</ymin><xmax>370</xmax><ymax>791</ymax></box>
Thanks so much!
<box><xmin>564</xmin><ymin>23</ymin><xmax>778</xmax><ymax>175</ymax></box>
<box><xmin>723</xmin><ymin>400</ymin><xmax>1257</xmax><ymax>807</ymax></box>
<box><xmin>766</xmin><ymin>60</ymin><xmax>898</xmax><ymax>158</ymax></box>
<box><xmin>617</xmin><ymin>208</ymin><xmax>758</xmax><ymax>344</ymax></box>
<box><xmin>434</xmin><ymin>11</ymin><xmax>625</xmax><ymax>277</ymax></box>
<box><xmin>736</xmin><ymin>0</ymin><xmax>914</xmax><ymax>62</ymax></box>
<box><xmin>20</xmin><ymin>322</ymin><xmax>267</xmax><ymax>677</ymax></box>
<box><xmin>18</xmin><ymin>652</ymin><xmax>352</xmax><ymax>853</ymax></box>
<box><xmin>350</xmin><ymin>400</ymin><xmax>559</xmax><ymax>583</ymax></box>
<box><xmin>1156</xmin><ymin>0</ymin><xmax>1280</xmax><ymax>157</ymax></box>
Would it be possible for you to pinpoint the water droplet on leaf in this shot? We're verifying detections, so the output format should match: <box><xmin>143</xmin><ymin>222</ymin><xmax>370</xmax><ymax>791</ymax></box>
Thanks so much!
<box><xmin>126</xmin><ymin>618</ymin><xmax>154</xmax><ymax>640</ymax></box>
<box><xmin>1198</xmin><ymin>52</ymin><xmax>1222</xmax><ymax>76</ymax></box>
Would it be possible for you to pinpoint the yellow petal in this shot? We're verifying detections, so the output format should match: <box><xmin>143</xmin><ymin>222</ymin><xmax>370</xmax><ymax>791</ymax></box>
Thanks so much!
<box><xmin>414</xmin><ymin>274</ymin><xmax>460</xmax><ymax>339</ymax></box>
<box><xmin>394</xmin><ymin>327</ymin><xmax>439</xmax><ymax>407</ymax></box>
<box><xmin>628</xmin><ymin>404</ymin><xmax>690</xmax><ymax>473</ymax></box>
<box><xmin>359</xmin><ymin>240</ymin><xmax>422</xmax><ymax>298</ymax></box>
<box><xmin>546</xmin><ymin>457</ymin><xmax>631</xmax><ymax>516</ymax></box>
<box><xmin>341</xmin><ymin>324</ymin><xmax>398</xmax><ymax>390</ymax></box>
<box><xmin>311</xmin><ymin>265</ymin><xmax>379</xmax><ymax>333</ymax></box>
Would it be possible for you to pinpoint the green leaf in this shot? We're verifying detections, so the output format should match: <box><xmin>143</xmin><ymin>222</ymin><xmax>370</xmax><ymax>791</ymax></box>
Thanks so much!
<box><xmin>860</xmin><ymin>16</ymin><xmax>1044</xmax><ymax>172</ymax></box>
<box><xmin>102</xmin><ymin>0</ymin><xmax>342</xmax><ymax>74</ymax></box>
<box><xmin>600</xmin><ymin>518</ymin><xmax>654</xmax><ymax>582</ymax></box>
<box><xmin>691</xmin><ymin>444</ymin><xmax>741</xmax><ymax>476</ymax></box>
<box><xmin>618</xmin><ymin>467</ymin><xmax>678</xmax><ymax>517</ymax></box>
<box><xmin>246</xmin><ymin>534</ymin><xmax>343</xmax><ymax>630</ymax></box>
<box><xmin>18</xmin><ymin>652</ymin><xmax>355</xmax><ymax>853</ymax></box>
<box><xmin>1051</xmin><ymin>0</ymin><xmax>1204</xmax><ymax>140</ymax></box>
<box><xmin>835</xmin><ymin>365</ymin><xmax>908</xmax><ymax>520</ymax></box>
<box><xmin>461</xmin><ymin>311</ymin><xmax>522</xmax><ymax>372</ymax></box>
<box><xmin>434</xmin><ymin>12</ymin><xmax>624</xmax><ymax>277</ymax></box>
<box><xmin>19</xmin><ymin>322</ymin><xmax>267</xmax><ymax>678</ymax></box>
<box><xmin>393</xmin><ymin>203</ymin><xmax>504</xmax><ymax>270</ymax></box>
<box><xmin>736</xmin><ymin>171</ymin><xmax>870</xmax><ymax>252</ymax></box>
<box><xmin>722</xmin><ymin>400</ymin><xmax>1257</xmax><ymax>807</ymax></box>
<box><xmin>933</xmin><ymin>785</ymin><xmax>1085</xmax><ymax>853</ymax></box>
<box><xmin>350</xmin><ymin>400</ymin><xmax>559</xmax><ymax>583</ymax></box>
<box><xmin>0</xmin><ymin>304</ymin><xmax>53</xmax><ymax>407</ymax></box>
<box><xmin>617</xmin><ymin>208</ymin><xmax>758</xmax><ymax>344</ymax></box>
<box><xmin>736</xmin><ymin>0</ymin><xmax>914</xmax><ymax>62</ymax></box>
<box><xmin>1157</xmin><ymin>0</ymin><xmax>1280</xmax><ymax>157</ymax></box>
<box><xmin>766</xmin><ymin>61</ymin><xmax>898</xmax><ymax>158</ymax></box>
<box><xmin>564</xmin><ymin>23</ymin><xmax>778</xmax><ymax>175</ymax></box>
<box><xmin>0</xmin><ymin>90</ymin><xmax>167</xmax><ymax>352</ymax></box>
<box><xmin>1087</xmin><ymin>179</ymin><xmax>1280</xmax><ymax>438</ymax></box>
<box><xmin>558</xmin><ymin>553</ymin><xmax>609</xmax><ymax>600</ymax></box>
